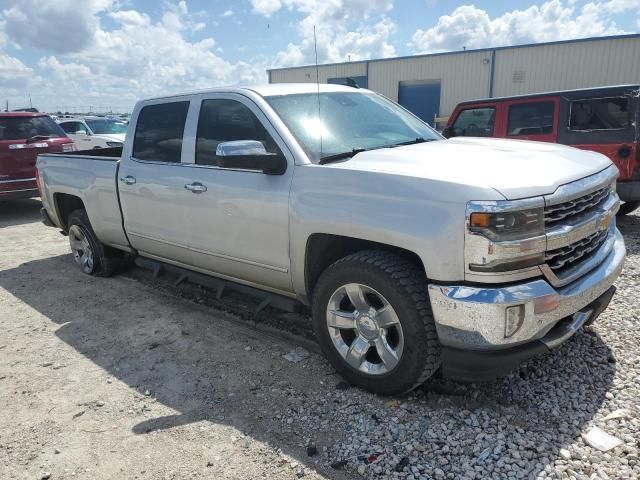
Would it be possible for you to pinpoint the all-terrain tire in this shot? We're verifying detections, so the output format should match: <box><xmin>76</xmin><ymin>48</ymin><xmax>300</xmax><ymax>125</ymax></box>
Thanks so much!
<box><xmin>617</xmin><ymin>201</ymin><xmax>640</xmax><ymax>216</ymax></box>
<box><xmin>312</xmin><ymin>250</ymin><xmax>440</xmax><ymax>395</ymax></box>
<box><xmin>67</xmin><ymin>209</ymin><xmax>124</xmax><ymax>277</ymax></box>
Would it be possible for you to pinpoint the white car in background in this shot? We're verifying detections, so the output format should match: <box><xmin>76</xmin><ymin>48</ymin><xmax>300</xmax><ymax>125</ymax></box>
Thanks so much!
<box><xmin>57</xmin><ymin>116</ymin><xmax>127</xmax><ymax>150</ymax></box>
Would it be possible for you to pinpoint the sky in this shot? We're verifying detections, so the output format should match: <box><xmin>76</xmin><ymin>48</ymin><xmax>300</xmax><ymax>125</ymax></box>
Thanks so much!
<box><xmin>0</xmin><ymin>0</ymin><xmax>639</xmax><ymax>113</ymax></box>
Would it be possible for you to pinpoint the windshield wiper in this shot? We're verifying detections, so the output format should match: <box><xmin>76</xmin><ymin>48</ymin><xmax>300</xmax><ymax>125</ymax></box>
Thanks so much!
<box><xmin>390</xmin><ymin>137</ymin><xmax>437</xmax><ymax>147</ymax></box>
<box><xmin>318</xmin><ymin>148</ymin><xmax>367</xmax><ymax>165</ymax></box>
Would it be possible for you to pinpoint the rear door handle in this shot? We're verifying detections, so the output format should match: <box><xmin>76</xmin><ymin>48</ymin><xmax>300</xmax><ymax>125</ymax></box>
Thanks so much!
<box><xmin>119</xmin><ymin>175</ymin><xmax>136</xmax><ymax>185</ymax></box>
<box><xmin>184</xmin><ymin>182</ymin><xmax>207</xmax><ymax>193</ymax></box>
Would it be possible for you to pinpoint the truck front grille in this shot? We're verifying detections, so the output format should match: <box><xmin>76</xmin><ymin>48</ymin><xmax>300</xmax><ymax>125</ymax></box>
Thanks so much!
<box><xmin>544</xmin><ymin>186</ymin><xmax>610</xmax><ymax>226</ymax></box>
<box><xmin>545</xmin><ymin>229</ymin><xmax>608</xmax><ymax>272</ymax></box>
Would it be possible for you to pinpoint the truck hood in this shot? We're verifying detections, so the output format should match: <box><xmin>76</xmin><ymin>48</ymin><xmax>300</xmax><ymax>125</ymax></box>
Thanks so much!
<box><xmin>331</xmin><ymin>137</ymin><xmax>613</xmax><ymax>200</ymax></box>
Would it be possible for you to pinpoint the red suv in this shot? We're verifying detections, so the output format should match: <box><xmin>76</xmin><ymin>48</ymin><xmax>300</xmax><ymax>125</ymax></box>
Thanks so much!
<box><xmin>0</xmin><ymin>113</ymin><xmax>75</xmax><ymax>200</ymax></box>
<box><xmin>444</xmin><ymin>85</ymin><xmax>640</xmax><ymax>215</ymax></box>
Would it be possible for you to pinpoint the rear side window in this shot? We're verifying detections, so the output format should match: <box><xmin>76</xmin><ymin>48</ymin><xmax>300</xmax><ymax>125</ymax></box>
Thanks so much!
<box><xmin>569</xmin><ymin>97</ymin><xmax>630</xmax><ymax>131</ymax></box>
<box><xmin>133</xmin><ymin>101</ymin><xmax>189</xmax><ymax>162</ymax></box>
<box><xmin>507</xmin><ymin>102</ymin><xmax>554</xmax><ymax>136</ymax></box>
<box><xmin>451</xmin><ymin>107</ymin><xmax>495</xmax><ymax>137</ymax></box>
<box><xmin>0</xmin><ymin>116</ymin><xmax>66</xmax><ymax>140</ymax></box>
<box><xmin>60</xmin><ymin>121</ymin><xmax>86</xmax><ymax>134</ymax></box>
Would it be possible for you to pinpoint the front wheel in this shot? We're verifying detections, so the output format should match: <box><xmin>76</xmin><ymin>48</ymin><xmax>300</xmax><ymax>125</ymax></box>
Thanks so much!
<box><xmin>312</xmin><ymin>250</ymin><xmax>440</xmax><ymax>395</ymax></box>
<box><xmin>617</xmin><ymin>201</ymin><xmax>640</xmax><ymax>216</ymax></box>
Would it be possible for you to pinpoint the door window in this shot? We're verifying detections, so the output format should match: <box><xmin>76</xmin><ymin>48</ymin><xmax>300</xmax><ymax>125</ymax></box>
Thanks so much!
<box><xmin>507</xmin><ymin>102</ymin><xmax>554</xmax><ymax>136</ymax></box>
<box><xmin>133</xmin><ymin>101</ymin><xmax>189</xmax><ymax>162</ymax></box>
<box><xmin>451</xmin><ymin>107</ymin><xmax>495</xmax><ymax>137</ymax></box>
<box><xmin>569</xmin><ymin>97</ymin><xmax>630</xmax><ymax>131</ymax></box>
<box><xmin>60</xmin><ymin>121</ymin><xmax>86</xmax><ymax>134</ymax></box>
<box><xmin>0</xmin><ymin>116</ymin><xmax>66</xmax><ymax>140</ymax></box>
<box><xmin>195</xmin><ymin>99</ymin><xmax>282</xmax><ymax>168</ymax></box>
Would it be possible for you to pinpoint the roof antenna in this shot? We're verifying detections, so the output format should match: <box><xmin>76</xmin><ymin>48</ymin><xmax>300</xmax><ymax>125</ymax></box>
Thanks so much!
<box><xmin>313</xmin><ymin>25</ymin><xmax>323</xmax><ymax>160</ymax></box>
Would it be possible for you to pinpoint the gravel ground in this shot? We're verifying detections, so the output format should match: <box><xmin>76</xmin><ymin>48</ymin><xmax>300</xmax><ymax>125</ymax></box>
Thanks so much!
<box><xmin>1</xmin><ymin>198</ymin><xmax>639</xmax><ymax>480</ymax></box>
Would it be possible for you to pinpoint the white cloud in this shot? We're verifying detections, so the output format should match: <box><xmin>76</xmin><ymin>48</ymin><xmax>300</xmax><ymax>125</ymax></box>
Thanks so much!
<box><xmin>109</xmin><ymin>10</ymin><xmax>151</xmax><ymax>27</ymax></box>
<box><xmin>258</xmin><ymin>0</ymin><xmax>396</xmax><ymax>66</ymax></box>
<box><xmin>410</xmin><ymin>0</ymin><xmax>637</xmax><ymax>53</ymax></box>
<box><xmin>0</xmin><ymin>53</ymin><xmax>35</xmax><ymax>86</ymax></box>
<box><xmin>1</xmin><ymin>0</ymin><xmax>115</xmax><ymax>53</ymax></box>
<box><xmin>222</xmin><ymin>9</ymin><xmax>234</xmax><ymax>17</ymax></box>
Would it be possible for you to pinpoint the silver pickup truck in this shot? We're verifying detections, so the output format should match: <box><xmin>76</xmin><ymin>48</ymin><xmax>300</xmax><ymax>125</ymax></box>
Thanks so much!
<box><xmin>37</xmin><ymin>84</ymin><xmax>625</xmax><ymax>395</ymax></box>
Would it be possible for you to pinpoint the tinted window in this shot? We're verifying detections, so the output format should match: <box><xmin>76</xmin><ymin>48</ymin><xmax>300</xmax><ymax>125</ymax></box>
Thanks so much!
<box><xmin>569</xmin><ymin>97</ymin><xmax>630</xmax><ymax>131</ymax></box>
<box><xmin>196</xmin><ymin>99</ymin><xmax>281</xmax><ymax>168</ymax></box>
<box><xmin>0</xmin><ymin>116</ymin><xmax>66</xmax><ymax>140</ymax></box>
<box><xmin>507</xmin><ymin>102</ymin><xmax>554</xmax><ymax>136</ymax></box>
<box><xmin>451</xmin><ymin>108</ymin><xmax>495</xmax><ymax>137</ymax></box>
<box><xmin>60</xmin><ymin>121</ymin><xmax>86</xmax><ymax>134</ymax></box>
<box><xmin>133</xmin><ymin>101</ymin><xmax>189</xmax><ymax>162</ymax></box>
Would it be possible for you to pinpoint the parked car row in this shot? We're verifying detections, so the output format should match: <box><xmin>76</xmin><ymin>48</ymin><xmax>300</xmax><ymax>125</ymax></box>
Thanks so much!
<box><xmin>0</xmin><ymin>113</ymin><xmax>128</xmax><ymax>199</ymax></box>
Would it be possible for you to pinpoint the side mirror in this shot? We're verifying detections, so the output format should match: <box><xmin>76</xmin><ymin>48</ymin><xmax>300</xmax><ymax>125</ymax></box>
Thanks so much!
<box><xmin>215</xmin><ymin>140</ymin><xmax>287</xmax><ymax>175</ymax></box>
<box><xmin>75</xmin><ymin>130</ymin><xmax>88</xmax><ymax>135</ymax></box>
<box><xmin>441</xmin><ymin>126</ymin><xmax>453</xmax><ymax>139</ymax></box>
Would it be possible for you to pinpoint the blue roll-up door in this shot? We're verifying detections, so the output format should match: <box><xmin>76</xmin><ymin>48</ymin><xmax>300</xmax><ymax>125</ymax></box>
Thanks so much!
<box><xmin>398</xmin><ymin>80</ymin><xmax>441</xmax><ymax>126</ymax></box>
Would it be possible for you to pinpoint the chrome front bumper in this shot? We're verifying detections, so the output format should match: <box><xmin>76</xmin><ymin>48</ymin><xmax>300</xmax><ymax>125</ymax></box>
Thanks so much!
<box><xmin>428</xmin><ymin>228</ymin><xmax>625</xmax><ymax>350</ymax></box>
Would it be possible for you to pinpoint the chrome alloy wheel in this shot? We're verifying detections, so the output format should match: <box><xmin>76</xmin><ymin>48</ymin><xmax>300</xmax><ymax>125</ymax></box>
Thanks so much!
<box><xmin>69</xmin><ymin>225</ymin><xmax>95</xmax><ymax>274</ymax></box>
<box><xmin>326</xmin><ymin>283</ymin><xmax>404</xmax><ymax>375</ymax></box>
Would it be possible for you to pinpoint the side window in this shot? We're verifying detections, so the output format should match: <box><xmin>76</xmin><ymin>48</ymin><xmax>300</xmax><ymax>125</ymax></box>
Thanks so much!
<box><xmin>133</xmin><ymin>101</ymin><xmax>189</xmax><ymax>162</ymax></box>
<box><xmin>452</xmin><ymin>107</ymin><xmax>495</xmax><ymax>137</ymax></box>
<box><xmin>507</xmin><ymin>102</ymin><xmax>554</xmax><ymax>136</ymax></box>
<box><xmin>569</xmin><ymin>97</ymin><xmax>630</xmax><ymax>131</ymax></box>
<box><xmin>61</xmin><ymin>121</ymin><xmax>84</xmax><ymax>133</ymax></box>
<box><xmin>195</xmin><ymin>99</ymin><xmax>282</xmax><ymax>168</ymax></box>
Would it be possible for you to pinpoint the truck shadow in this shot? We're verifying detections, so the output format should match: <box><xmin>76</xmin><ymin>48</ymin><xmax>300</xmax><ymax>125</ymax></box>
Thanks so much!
<box><xmin>0</xmin><ymin>198</ymin><xmax>42</xmax><ymax>228</ymax></box>
<box><xmin>0</xmin><ymin>248</ymin><xmax>624</xmax><ymax>478</ymax></box>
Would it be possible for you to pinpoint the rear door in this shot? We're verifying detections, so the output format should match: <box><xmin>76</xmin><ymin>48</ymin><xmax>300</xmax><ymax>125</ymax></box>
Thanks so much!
<box><xmin>502</xmin><ymin>97</ymin><xmax>559</xmax><ymax>143</ymax></box>
<box><xmin>117</xmin><ymin>99</ymin><xmax>195</xmax><ymax>266</ymax></box>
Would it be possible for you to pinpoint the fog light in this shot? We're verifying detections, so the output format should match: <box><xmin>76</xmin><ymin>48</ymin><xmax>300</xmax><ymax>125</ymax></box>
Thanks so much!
<box><xmin>505</xmin><ymin>305</ymin><xmax>525</xmax><ymax>338</ymax></box>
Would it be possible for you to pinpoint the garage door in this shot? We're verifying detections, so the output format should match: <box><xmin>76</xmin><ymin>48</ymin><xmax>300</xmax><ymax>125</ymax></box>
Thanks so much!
<box><xmin>398</xmin><ymin>80</ymin><xmax>441</xmax><ymax>126</ymax></box>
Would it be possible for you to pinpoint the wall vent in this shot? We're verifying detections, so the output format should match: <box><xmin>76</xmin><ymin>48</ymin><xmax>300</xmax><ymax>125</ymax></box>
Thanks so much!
<box><xmin>513</xmin><ymin>70</ymin><xmax>525</xmax><ymax>83</ymax></box>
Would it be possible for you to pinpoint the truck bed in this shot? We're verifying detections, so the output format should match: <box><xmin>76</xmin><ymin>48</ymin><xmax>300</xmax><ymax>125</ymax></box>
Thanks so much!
<box><xmin>36</xmin><ymin>147</ymin><xmax>130</xmax><ymax>251</ymax></box>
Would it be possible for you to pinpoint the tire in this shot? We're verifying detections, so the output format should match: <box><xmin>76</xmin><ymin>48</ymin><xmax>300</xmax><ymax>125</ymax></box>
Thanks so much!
<box><xmin>67</xmin><ymin>209</ymin><xmax>123</xmax><ymax>277</ymax></box>
<box><xmin>617</xmin><ymin>201</ymin><xmax>640</xmax><ymax>216</ymax></box>
<box><xmin>312</xmin><ymin>250</ymin><xmax>440</xmax><ymax>395</ymax></box>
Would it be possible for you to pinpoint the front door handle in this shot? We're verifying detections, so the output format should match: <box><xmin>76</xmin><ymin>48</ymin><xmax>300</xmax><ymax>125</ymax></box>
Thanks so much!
<box><xmin>184</xmin><ymin>182</ymin><xmax>207</xmax><ymax>193</ymax></box>
<box><xmin>119</xmin><ymin>175</ymin><xmax>136</xmax><ymax>185</ymax></box>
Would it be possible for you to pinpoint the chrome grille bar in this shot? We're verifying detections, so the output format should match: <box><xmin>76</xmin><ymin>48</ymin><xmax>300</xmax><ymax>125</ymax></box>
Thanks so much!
<box><xmin>545</xmin><ymin>230</ymin><xmax>608</xmax><ymax>271</ymax></box>
<box><xmin>544</xmin><ymin>186</ymin><xmax>610</xmax><ymax>225</ymax></box>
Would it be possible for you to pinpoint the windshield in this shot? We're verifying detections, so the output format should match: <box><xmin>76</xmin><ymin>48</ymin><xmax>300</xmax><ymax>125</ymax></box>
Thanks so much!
<box><xmin>0</xmin><ymin>116</ymin><xmax>66</xmax><ymax>140</ymax></box>
<box><xmin>85</xmin><ymin>119</ymin><xmax>128</xmax><ymax>135</ymax></box>
<box><xmin>265</xmin><ymin>91</ymin><xmax>441</xmax><ymax>162</ymax></box>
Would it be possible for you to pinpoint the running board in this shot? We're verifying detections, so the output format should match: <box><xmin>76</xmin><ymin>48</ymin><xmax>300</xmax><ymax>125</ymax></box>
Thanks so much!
<box><xmin>134</xmin><ymin>257</ymin><xmax>301</xmax><ymax>314</ymax></box>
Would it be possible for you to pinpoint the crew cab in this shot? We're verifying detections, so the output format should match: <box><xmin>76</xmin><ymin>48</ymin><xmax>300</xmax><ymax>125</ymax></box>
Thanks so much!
<box><xmin>443</xmin><ymin>85</ymin><xmax>640</xmax><ymax>216</ymax></box>
<box><xmin>0</xmin><ymin>112</ymin><xmax>75</xmax><ymax>200</ymax></box>
<box><xmin>57</xmin><ymin>116</ymin><xmax>127</xmax><ymax>150</ymax></box>
<box><xmin>37</xmin><ymin>84</ymin><xmax>625</xmax><ymax>394</ymax></box>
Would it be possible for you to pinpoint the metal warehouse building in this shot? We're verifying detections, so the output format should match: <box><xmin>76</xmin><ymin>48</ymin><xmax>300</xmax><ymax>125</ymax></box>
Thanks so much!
<box><xmin>267</xmin><ymin>34</ymin><xmax>640</xmax><ymax>126</ymax></box>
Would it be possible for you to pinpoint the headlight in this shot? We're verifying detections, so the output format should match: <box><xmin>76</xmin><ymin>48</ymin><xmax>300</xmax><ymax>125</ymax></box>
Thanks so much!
<box><xmin>106</xmin><ymin>141</ymin><xmax>123</xmax><ymax>147</ymax></box>
<box><xmin>465</xmin><ymin>200</ymin><xmax>546</xmax><ymax>279</ymax></box>
<box><xmin>469</xmin><ymin>208</ymin><xmax>544</xmax><ymax>241</ymax></box>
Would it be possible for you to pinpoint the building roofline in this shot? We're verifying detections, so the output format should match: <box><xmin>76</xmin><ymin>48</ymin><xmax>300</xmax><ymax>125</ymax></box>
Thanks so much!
<box><xmin>266</xmin><ymin>33</ymin><xmax>640</xmax><ymax>73</ymax></box>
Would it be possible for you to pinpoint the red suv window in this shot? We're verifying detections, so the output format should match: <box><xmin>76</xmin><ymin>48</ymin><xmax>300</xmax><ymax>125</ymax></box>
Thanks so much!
<box><xmin>450</xmin><ymin>107</ymin><xmax>496</xmax><ymax>137</ymax></box>
<box><xmin>0</xmin><ymin>116</ymin><xmax>66</xmax><ymax>140</ymax></box>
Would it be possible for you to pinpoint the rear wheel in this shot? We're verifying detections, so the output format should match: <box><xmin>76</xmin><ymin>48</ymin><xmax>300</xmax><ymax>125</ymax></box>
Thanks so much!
<box><xmin>617</xmin><ymin>201</ymin><xmax>640</xmax><ymax>216</ymax></box>
<box><xmin>312</xmin><ymin>250</ymin><xmax>440</xmax><ymax>395</ymax></box>
<box><xmin>67</xmin><ymin>209</ymin><xmax>123</xmax><ymax>276</ymax></box>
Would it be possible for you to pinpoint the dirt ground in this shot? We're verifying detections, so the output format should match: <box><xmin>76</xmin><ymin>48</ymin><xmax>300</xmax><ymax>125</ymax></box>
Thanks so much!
<box><xmin>1</xmin><ymin>199</ymin><xmax>639</xmax><ymax>480</ymax></box>
<box><xmin>0</xmin><ymin>199</ymin><xmax>354</xmax><ymax>480</ymax></box>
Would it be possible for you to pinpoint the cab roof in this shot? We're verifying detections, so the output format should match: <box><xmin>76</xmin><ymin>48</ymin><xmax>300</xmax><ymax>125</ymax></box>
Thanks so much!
<box><xmin>138</xmin><ymin>83</ymin><xmax>369</xmax><ymax>103</ymax></box>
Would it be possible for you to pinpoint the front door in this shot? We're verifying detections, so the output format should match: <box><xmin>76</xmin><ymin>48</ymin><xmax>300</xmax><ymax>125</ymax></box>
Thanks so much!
<box><xmin>501</xmin><ymin>97</ymin><xmax>559</xmax><ymax>143</ymax></box>
<box><xmin>178</xmin><ymin>94</ymin><xmax>294</xmax><ymax>293</ymax></box>
<box><xmin>117</xmin><ymin>99</ymin><xmax>195</xmax><ymax>267</ymax></box>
